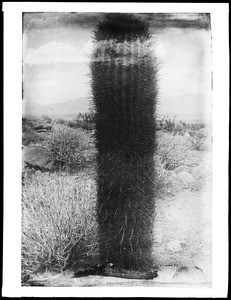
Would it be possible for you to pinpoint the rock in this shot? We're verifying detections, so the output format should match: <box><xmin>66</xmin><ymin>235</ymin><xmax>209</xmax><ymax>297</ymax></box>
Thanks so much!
<box><xmin>168</xmin><ymin>170</ymin><xmax>178</xmax><ymax>178</ymax></box>
<box><xmin>180</xmin><ymin>242</ymin><xmax>188</xmax><ymax>249</ymax></box>
<box><xmin>193</xmin><ymin>257</ymin><xmax>205</xmax><ymax>271</ymax></box>
<box><xmin>198</xmin><ymin>128</ymin><xmax>209</xmax><ymax>136</ymax></box>
<box><xmin>153</xmin><ymin>266</ymin><xmax>177</xmax><ymax>283</ymax></box>
<box><xmin>174</xmin><ymin>165</ymin><xmax>190</xmax><ymax>174</ymax></box>
<box><xmin>154</xmin><ymin>233</ymin><xmax>163</xmax><ymax>244</ymax></box>
<box><xmin>177</xmin><ymin>171</ymin><xmax>196</xmax><ymax>184</ymax></box>
<box><xmin>33</xmin><ymin>124</ymin><xmax>52</xmax><ymax>131</ymax></box>
<box><xmin>192</xmin><ymin>162</ymin><xmax>212</xmax><ymax>180</ymax></box>
<box><xmin>22</xmin><ymin>161</ymin><xmax>27</xmax><ymax>170</ymax></box>
<box><xmin>167</xmin><ymin>240</ymin><xmax>183</xmax><ymax>253</ymax></box>
<box><xmin>45</xmin><ymin>161</ymin><xmax>54</xmax><ymax>171</ymax></box>
<box><xmin>36</xmin><ymin>129</ymin><xmax>47</xmax><ymax>133</ymax></box>
<box><xmin>193</xmin><ymin>251</ymin><xmax>212</xmax><ymax>281</ymax></box>
<box><xmin>22</xmin><ymin>145</ymin><xmax>51</xmax><ymax>169</ymax></box>
<box><xmin>172</xmin><ymin>266</ymin><xmax>204</xmax><ymax>283</ymax></box>
<box><xmin>188</xmin><ymin>130</ymin><xmax>196</xmax><ymax>137</ymax></box>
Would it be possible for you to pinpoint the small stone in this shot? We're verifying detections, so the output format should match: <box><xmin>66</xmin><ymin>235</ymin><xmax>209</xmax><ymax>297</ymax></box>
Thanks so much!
<box><xmin>154</xmin><ymin>233</ymin><xmax>163</xmax><ymax>244</ymax></box>
<box><xmin>23</xmin><ymin>146</ymin><xmax>49</xmax><ymax>166</ymax></box>
<box><xmin>168</xmin><ymin>170</ymin><xmax>178</xmax><ymax>178</ymax></box>
<box><xmin>193</xmin><ymin>253</ymin><xmax>211</xmax><ymax>274</ymax></box>
<box><xmin>153</xmin><ymin>266</ymin><xmax>177</xmax><ymax>283</ymax></box>
<box><xmin>22</xmin><ymin>161</ymin><xmax>27</xmax><ymax>170</ymax></box>
<box><xmin>23</xmin><ymin>145</ymin><xmax>51</xmax><ymax>170</ymax></box>
<box><xmin>45</xmin><ymin>161</ymin><xmax>54</xmax><ymax>170</ymax></box>
<box><xmin>180</xmin><ymin>242</ymin><xmax>188</xmax><ymax>249</ymax></box>
<box><xmin>177</xmin><ymin>171</ymin><xmax>196</xmax><ymax>184</ymax></box>
<box><xmin>192</xmin><ymin>162</ymin><xmax>212</xmax><ymax>180</ymax></box>
<box><xmin>33</xmin><ymin>124</ymin><xmax>52</xmax><ymax>131</ymax></box>
<box><xmin>173</xmin><ymin>266</ymin><xmax>204</xmax><ymax>283</ymax></box>
<box><xmin>167</xmin><ymin>240</ymin><xmax>183</xmax><ymax>252</ymax></box>
<box><xmin>174</xmin><ymin>165</ymin><xmax>190</xmax><ymax>174</ymax></box>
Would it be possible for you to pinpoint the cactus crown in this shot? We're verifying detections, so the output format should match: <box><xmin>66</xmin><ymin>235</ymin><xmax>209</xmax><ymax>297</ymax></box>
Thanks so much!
<box><xmin>93</xmin><ymin>13</ymin><xmax>151</xmax><ymax>42</ymax></box>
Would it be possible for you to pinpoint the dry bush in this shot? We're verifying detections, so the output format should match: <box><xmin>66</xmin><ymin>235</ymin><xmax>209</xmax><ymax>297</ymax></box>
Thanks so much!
<box><xmin>41</xmin><ymin>115</ymin><xmax>52</xmax><ymax>123</ymax></box>
<box><xmin>188</xmin><ymin>128</ymin><xmax>211</xmax><ymax>151</ymax></box>
<box><xmin>153</xmin><ymin>153</ymin><xmax>186</xmax><ymax>196</ymax></box>
<box><xmin>54</xmin><ymin>118</ymin><xmax>66</xmax><ymax>125</ymax></box>
<box><xmin>42</xmin><ymin>125</ymin><xmax>96</xmax><ymax>172</ymax></box>
<box><xmin>157</xmin><ymin>132</ymin><xmax>191</xmax><ymax>170</ymax></box>
<box><xmin>22</xmin><ymin>130</ymin><xmax>46</xmax><ymax>147</ymax></box>
<box><xmin>22</xmin><ymin>118</ymin><xmax>46</xmax><ymax>146</ymax></box>
<box><xmin>21</xmin><ymin>170</ymin><xmax>98</xmax><ymax>284</ymax></box>
<box><xmin>153</xmin><ymin>154</ymin><xmax>170</xmax><ymax>193</ymax></box>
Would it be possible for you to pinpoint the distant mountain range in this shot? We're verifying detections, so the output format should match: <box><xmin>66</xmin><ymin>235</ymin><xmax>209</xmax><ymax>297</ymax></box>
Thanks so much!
<box><xmin>22</xmin><ymin>97</ymin><xmax>92</xmax><ymax>119</ymax></box>
<box><xmin>158</xmin><ymin>93</ymin><xmax>212</xmax><ymax>122</ymax></box>
<box><xmin>22</xmin><ymin>94</ymin><xmax>212</xmax><ymax>123</ymax></box>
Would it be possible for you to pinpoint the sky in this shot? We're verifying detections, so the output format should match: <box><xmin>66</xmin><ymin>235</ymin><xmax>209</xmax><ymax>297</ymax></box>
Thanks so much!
<box><xmin>23</xmin><ymin>13</ymin><xmax>212</xmax><ymax>118</ymax></box>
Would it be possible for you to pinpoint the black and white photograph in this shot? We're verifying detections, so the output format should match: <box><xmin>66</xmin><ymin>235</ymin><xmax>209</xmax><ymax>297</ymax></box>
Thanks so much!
<box><xmin>3</xmin><ymin>2</ymin><xmax>229</xmax><ymax>298</ymax></box>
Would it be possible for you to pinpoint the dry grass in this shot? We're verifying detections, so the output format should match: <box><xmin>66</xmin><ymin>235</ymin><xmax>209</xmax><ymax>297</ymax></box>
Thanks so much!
<box><xmin>21</xmin><ymin>170</ymin><xmax>98</xmax><ymax>284</ymax></box>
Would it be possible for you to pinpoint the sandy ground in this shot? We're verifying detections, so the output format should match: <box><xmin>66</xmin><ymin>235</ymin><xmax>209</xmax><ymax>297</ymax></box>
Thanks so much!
<box><xmin>153</xmin><ymin>181</ymin><xmax>212</xmax><ymax>283</ymax></box>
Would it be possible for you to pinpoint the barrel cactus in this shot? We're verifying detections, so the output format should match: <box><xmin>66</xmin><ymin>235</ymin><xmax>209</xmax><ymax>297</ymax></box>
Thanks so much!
<box><xmin>91</xmin><ymin>13</ymin><xmax>158</xmax><ymax>271</ymax></box>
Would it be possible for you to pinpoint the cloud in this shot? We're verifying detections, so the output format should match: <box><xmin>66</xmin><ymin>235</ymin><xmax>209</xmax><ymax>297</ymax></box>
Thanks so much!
<box><xmin>23</xmin><ymin>40</ymin><xmax>91</xmax><ymax>65</ymax></box>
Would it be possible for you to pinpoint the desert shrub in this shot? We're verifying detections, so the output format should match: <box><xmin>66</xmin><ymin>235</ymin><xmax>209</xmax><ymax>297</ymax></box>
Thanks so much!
<box><xmin>22</xmin><ymin>117</ymin><xmax>34</xmax><ymax>130</ymax></box>
<box><xmin>74</xmin><ymin>119</ymin><xmax>95</xmax><ymax>131</ymax></box>
<box><xmin>77</xmin><ymin>112</ymin><xmax>95</xmax><ymax>124</ymax></box>
<box><xmin>187</xmin><ymin>123</ymin><xmax>205</xmax><ymax>131</ymax></box>
<box><xmin>157</xmin><ymin>118</ymin><xmax>186</xmax><ymax>135</ymax></box>
<box><xmin>21</xmin><ymin>170</ymin><xmax>98</xmax><ymax>284</ymax></box>
<box><xmin>65</xmin><ymin>120</ymin><xmax>76</xmax><ymax>128</ymax></box>
<box><xmin>66</xmin><ymin>113</ymin><xmax>95</xmax><ymax>131</ymax></box>
<box><xmin>22</xmin><ymin>130</ymin><xmax>46</xmax><ymax>146</ymax></box>
<box><xmin>22</xmin><ymin>118</ymin><xmax>46</xmax><ymax>146</ymax></box>
<box><xmin>41</xmin><ymin>115</ymin><xmax>52</xmax><ymax>123</ymax></box>
<box><xmin>42</xmin><ymin>125</ymin><xmax>96</xmax><ymax>172</ymax></box>
<box><xmin>163</xmin><ymin>119</ymin><xmax>175</xmax><ymax>133</ymax></box>
<box><xmin>66</xmin><ymin>119</ymin><xmax>95</xmax><ymax>131</ymax></box>
<box><xmin>153</xmin><ymin>154</ymin><xmax>174</xmax><ymax>194</ymax></box>
<box><xmin>157</xmin><ymin>132</ymin><xmax>191</xmax><ymax>170</ymax></box>
<box><xmin>172</xmin><ymin>123</ymin><xmax>186</xmax><ymax>136</ymax></box>
<box><xmin>55</xmin><ymin>118</ymin><xmax>66</xmax><ymax>125</ymax></box>
<box><xmin>188</xmin><ymin>128</ymin><xmax>209</xmax><ymax>151</ymax></box>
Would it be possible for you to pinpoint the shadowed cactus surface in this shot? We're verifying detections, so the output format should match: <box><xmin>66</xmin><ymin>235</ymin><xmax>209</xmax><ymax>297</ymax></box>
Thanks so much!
<box><xmin>91</xmin><ymin>13</ymin><xmax>159</xmax><ymax>271</ymax></box>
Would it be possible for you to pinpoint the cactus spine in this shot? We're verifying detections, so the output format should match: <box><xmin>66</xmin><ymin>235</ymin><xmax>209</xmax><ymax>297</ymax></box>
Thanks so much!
<box><xmin>91</xmin><ymin>14</ymin><xmax>158</xmax><ymax>271</ymax></box>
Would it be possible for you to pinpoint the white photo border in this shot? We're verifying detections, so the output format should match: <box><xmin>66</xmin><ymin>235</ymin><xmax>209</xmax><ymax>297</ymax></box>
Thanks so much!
<box><xmin>3</xmin><ymin>2</ymin><xmax>229</xmax><ymax>298</ymax></box>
